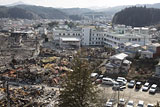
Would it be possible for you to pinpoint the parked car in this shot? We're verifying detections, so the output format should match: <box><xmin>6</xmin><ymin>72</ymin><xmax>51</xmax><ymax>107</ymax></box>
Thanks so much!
<box><xmin>128</xmin><ymin>80</ymin><xmax>136</xmax><ymax>88</ymax></box>
<box><xmin>149</xmin><ymin>84</ymin><xmax>157</xmax><ymax>94</ymax></box>
<box><xmin>127</xmin><ymin>100</ymin><xmax>134</xmax><ymax>107</ymax></box>
<box><xmin>137</xmin><ymin>100</ymin><xmax>144</xmax><ymax>107</ymax></box>
<box><xmin>95</xmin><ymin>78</ymin><xmax>102</xmax><ymax>84</ymax></box>
<box><xmin>142</xmin><ymin>82</ymin><xmax>150</xmax><ymax>91</ymax></box>
<box><xmin>98</xmin><ymin>75</ymin><xmax>104</xmax><ymax>79</ymax></box>
<box><xmin>135</xmin><ymin>82</ymin><xmax>142</xmax><ymax>90</ymax></box>
<box><xmin>105</xmin><ymin>99</ymin><xmax>116</xmax><ymax>107</ymax></box>
<box><xmin>95</xmin><ymin>75</ymin><xmax>104</xmax><ymax>84</ymax></box>
<box><xmin>147</xmin><ymin>104</ymin><xmax>154</xmax><ymax>107</ymax></box>
<box><xmin>117</xmin><ymin>79</ymin><xmax>125</xmax><ymax>86</ymax></box>
<box><xmin>118</xmin><ymin>98</ymin><xmax>125</xmax><ymax>107</ymax></box>
<box><xmin>102</xmin><ymin>77</ymin><xmax>118</xmax><ymax>85</ymax></box>
<box><xmin>91</xmin><ymin>73</ymin><xmax>98</xmax><ymax>78</ymax></box>
<box><xmin>116</xmin><ymin>77</ymin><xmax>127</xmax><ymax>85</ymax></box>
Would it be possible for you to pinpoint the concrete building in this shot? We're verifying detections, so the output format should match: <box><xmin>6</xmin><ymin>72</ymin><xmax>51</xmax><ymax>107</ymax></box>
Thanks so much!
<box><xmin>52</xmin><ymin>25</ymin><xmax>152</xmax><ymax>48</ymax></box>
<box><xmin>155</xmin><ymin>61</ymin><xmax>160</xmax><ymax>76</ymax></box>
<box><xmin>59</xmin><ymin>37</ymin><xmax>80</xmax><ymax>49</ymax></box>
<box><xmin>81</xmin><ymin>27</ymin><xmax>105</xmax><ymax>46</ymax></box>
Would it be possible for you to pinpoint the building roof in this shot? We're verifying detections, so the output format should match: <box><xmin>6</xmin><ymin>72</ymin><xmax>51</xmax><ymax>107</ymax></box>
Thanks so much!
<box><xmin>124</xmin><ymin>42</ymin><xmax>132</xmax><ymax>46</ymax></box>
<box><xmin>150</xmin><ymin>43</ymin><xmax>160</xmax><ymax>47</ymax></box>
<box><xmin>123</xmin><ymin>60</ymin><xmax>132</xmax><ymax>64</ymax></box>
<box><xmin>60</xmin><ymin>37</ymin><xmax>80</xmax><ymax>42</ymax></box>
<box><xmin>131</xmin><ymin>44</ymin><xmax>141</xmax><ymax>48</ymax></box>
<box><xmin>110</xmin><ymin>53</ymin><xmax>128</xmax><ymax>60</ymax></box>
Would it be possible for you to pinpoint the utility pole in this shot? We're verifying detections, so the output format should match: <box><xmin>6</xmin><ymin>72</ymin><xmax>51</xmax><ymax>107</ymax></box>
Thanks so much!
<box><xmin>6</xmin><ymin>81</ymin><xmax>11</xmax><ymax>107</ymax></box>
<box><xmin>117</xmin><ymin>88</ymin><xmax>120</xmax><ymax>107</ymax></box>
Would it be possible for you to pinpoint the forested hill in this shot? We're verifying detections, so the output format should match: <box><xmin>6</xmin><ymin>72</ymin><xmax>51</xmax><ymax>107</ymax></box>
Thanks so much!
<box><xmin>0</xmin><ymin>6</ymin><xmax>40</xmax><ymax>19</ymax></box>
<box><xmin>0</xmin><ymin>5</ymin><xmax>69</xmax><ymax>19</ymax></box>
<box><xmin>112</xmin><ymin>7</ymin><xmax>160</xmax><ymax>27</ymax></box>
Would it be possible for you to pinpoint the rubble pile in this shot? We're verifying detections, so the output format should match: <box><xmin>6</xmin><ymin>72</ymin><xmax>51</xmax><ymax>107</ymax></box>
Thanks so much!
<box><xmin>0</xmin><ymin>85</ymin><xmax>58</xmax><ymax>107</ymax></box>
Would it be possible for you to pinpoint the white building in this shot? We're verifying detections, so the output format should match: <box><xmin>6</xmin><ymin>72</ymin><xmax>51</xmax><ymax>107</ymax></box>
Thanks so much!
<box><xmin>82</xmin><ymin>27</ymin><xmax>104</xmax><ymax>46</ymax></box>
<box><xmin>59</xmin><ymin>37</ymin><xmax>81</xmax><ymax>48</ymax></box>
<box><xmin>103</xmin><ymin>33</ymin><xmax>151</xmax><ymax>49</ymax></box>
<box><xmin>52</xmin><ymin>25</ymin><xmax>152</xmax><ymax>48</ymax></box>
<box><xmin>53</xmin><ymin>29</ymin><xmax>81</xmax><ymax>43</ymax></box>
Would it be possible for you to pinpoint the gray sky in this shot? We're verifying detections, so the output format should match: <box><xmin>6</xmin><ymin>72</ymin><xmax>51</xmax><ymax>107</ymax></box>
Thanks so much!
<box><xmin>0</xmin><ymin>0</ymin><xmax>160</xmax><ymax>8</ymax></box>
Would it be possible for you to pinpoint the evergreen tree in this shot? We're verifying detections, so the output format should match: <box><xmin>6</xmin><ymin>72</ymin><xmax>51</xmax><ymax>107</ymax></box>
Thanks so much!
<box><xmin>58</xmin><ymin>57</ymin><xmax>99</xmax><ymax>107</ymax></box>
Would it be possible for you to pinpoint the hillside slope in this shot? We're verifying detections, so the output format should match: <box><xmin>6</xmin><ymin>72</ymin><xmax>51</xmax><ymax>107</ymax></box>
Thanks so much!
<box><xmin>112</xmin><ymin>7</ymin><xmax>160</xmax><ymax>27</ymax></box>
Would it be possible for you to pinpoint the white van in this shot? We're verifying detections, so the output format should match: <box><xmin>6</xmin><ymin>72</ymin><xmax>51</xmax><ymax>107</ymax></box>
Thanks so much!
<box><xmin>102</xmin><ymin>77</ymin><xmax>117</xmax><ymax>85</ymax></box>
<box><xmin>116</xmin><ymin>77</ymin><xmax>127</xmax><ymax>85</ymax></box>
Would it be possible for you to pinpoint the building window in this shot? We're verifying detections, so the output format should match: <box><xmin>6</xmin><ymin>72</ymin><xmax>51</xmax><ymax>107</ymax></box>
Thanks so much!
<box><xmin>138</xmin><ymin>38</ymin><xmax>141</xmax><ymax>41</ymax></box>
<box><xmin>129</xmin><ymin>38</ymin><xmax>131</xmax><ymax>42</ymax></box>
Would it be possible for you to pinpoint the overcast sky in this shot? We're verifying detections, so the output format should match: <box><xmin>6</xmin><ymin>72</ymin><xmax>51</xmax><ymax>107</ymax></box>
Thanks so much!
<box><xmin>0</xmin><ymin>0</ymin><xmax>160</xmax><ymax>8</ymax></box>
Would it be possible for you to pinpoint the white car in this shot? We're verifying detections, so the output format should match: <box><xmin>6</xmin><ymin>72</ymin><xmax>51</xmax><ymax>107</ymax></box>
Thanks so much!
<box><xmin>142</xmin><ymin>82</ymin><xmax>150</xmax><ymax>91</ymax></box>
<box><xmin>118</xmin><ymin>98</ymin><xmax>125</xmax><ymax>106</ymax></box>
<box><xmin>149</xmin><ymin>84</ymin><xmax>157</xmax><ymax>94</ymax></box>
<box><xmin>147</xmin><ymin>104</ymin><xmax>154</xmax><ymax>107</ymax></box>
<box><xmin>102</xmin><ymin>77</ymin><xmax>118</xmax><ymax>85</ymax></box>
<box><xmin>127</xmin><ymin>100</ymin><xmax>134</xmax><ymax>107</ymax></box>
<box><xmin>116</xmin><ymin>77</ymin><xmax>127</xmax><ymax>85</ymax></box>
<box><xmin>105</xmin><ymin>99</ymin><xmax>115</xmax><ymax>107</ymax></box>
<box><xmin>137</xmin><ymin>100</ymin><xmax>144</xmax><ymax>107</ymax></box>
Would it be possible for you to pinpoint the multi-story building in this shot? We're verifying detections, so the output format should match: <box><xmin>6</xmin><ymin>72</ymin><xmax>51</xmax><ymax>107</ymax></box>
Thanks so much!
<box><xmin>81</xmin><ymin>27</ymin><xmax>105</xmax><ymax>46</ymax></box>
<box><xmin>52</xmin><ymin>25</ymin><xmax>152</xmax><ymax>48</ymax></box>
<box><xmin>103</xmin><ymin>25</ymin><xmax>151</xmax><ymax>48</ymax></box>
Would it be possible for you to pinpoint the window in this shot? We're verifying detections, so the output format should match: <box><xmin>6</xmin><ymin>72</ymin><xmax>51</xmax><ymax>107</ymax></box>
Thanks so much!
<box><xmin>138</xmin><ymin>38</ymin><xmax>141</xmax><ymax>41</ymax></box>
<box><xmin>129</xmin><ymin>38</ymin><xmax>131</xmax><ymax>42</ymax></box>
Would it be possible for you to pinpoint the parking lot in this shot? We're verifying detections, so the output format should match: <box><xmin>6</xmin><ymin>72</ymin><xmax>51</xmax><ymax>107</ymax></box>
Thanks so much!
<box><xmin>99</xmin><ymin>84</ymin><xmax>160</xmax><ymax>106</ymax></box>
